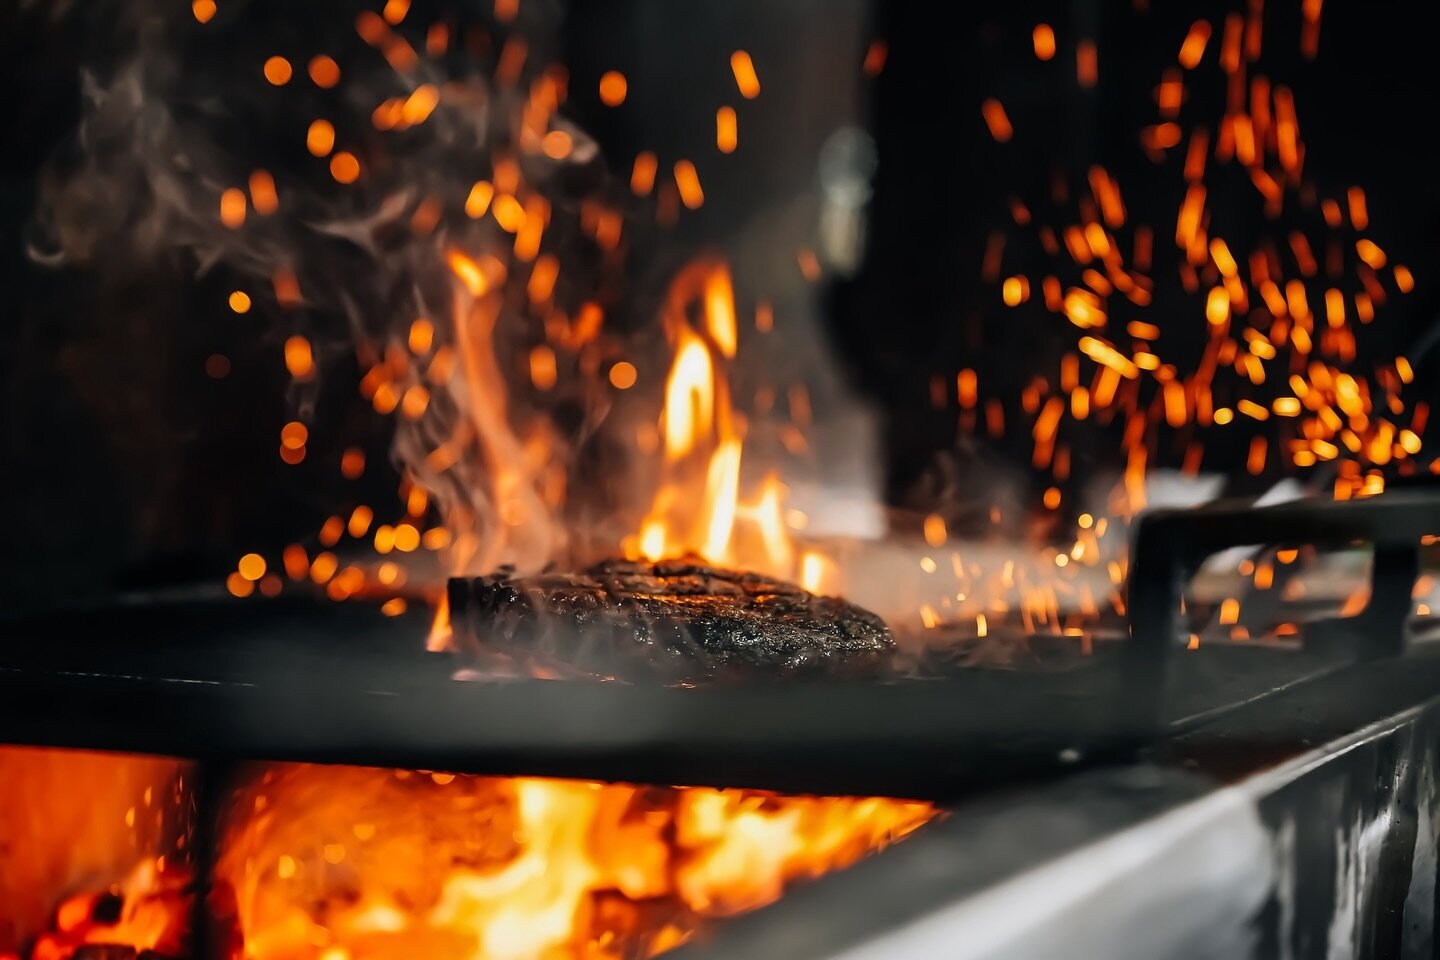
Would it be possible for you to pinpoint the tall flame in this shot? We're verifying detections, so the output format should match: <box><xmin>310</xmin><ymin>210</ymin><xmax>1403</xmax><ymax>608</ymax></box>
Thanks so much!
<box><xmin>629</xmin><ymin>260</ymin><xmax>798</xmax><ymax>581</ymax></box>
<box><xmin>663</xmin><ymin>327</ymin><xmax>717</xmax><ymax>462</ymax></box>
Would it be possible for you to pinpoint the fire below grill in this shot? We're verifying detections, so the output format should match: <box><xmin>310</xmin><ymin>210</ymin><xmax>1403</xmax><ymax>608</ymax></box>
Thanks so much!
<box><xmin>3</xmin><ymin>492</ymin><xmax>1440</xmax><ymax>958</ymax></box>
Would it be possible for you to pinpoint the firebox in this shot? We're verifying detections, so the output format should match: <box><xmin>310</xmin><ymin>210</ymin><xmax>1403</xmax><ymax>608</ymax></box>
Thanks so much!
<box><xmin>4</xmin><ymin>0</ymin><xmax>1440</xmax><ymax>958</ymax></box>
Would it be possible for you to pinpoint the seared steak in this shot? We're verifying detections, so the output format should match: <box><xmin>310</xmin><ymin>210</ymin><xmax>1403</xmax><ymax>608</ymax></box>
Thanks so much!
<box><xmin>448</xmin><ymin>559</ymin><xmax>895</xmax><ymax>683</ymax></box>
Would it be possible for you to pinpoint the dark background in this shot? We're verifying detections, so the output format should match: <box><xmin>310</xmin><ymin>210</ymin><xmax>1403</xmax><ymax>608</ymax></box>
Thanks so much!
<box><xmin>833</xmin><ymin>0</ymin><xmax>1440</xmax><ymax>506</ymax></box>
<box><xmin>2</xmin><ymin>0</ymin><xmax>1437</xmax><ymax>610</ymax></box>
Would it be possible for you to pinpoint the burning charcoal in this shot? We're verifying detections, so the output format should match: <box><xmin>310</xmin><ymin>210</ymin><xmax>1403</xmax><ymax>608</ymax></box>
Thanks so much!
<box><xmin>89</xmin><ymin>893</ymin><xmax>125</xmax><ymax>925</ymax></box>
<box><xmin>70</xmin><ymin>947</ymin><xmax>138</xmax><ymax>960</ymax></box>
<box><xmin>449</xmin><ymin>559</ymin><xmax>895</xmax><ymax>682</ymax></box>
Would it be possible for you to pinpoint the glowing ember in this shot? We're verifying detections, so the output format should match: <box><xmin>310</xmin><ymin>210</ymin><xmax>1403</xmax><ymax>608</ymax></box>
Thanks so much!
<box><xmin>599</xmin><ymin>70</ymin><xmax>628</xmax><ymax>107</ymax></box>
<box><xmin>0</xmin><ymin>747</ymin><xmax>195</xmax><ymax>960</ymax></box>
<box><xmin>26</xmin><ymin>860</ymin><xmax>193</xmax><ymax>960</ymax></box>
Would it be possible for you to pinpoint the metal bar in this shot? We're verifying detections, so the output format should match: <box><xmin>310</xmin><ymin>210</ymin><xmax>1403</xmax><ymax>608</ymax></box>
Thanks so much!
<box><xmin>0</xmin><ymin>654</ymin><xmax>1146</xmax><ymax>798</ymax></box>
<box><xmin>1127</xmin><ymin>491</ymin><xmax>1437</xmax><ymax>702</ymax></box>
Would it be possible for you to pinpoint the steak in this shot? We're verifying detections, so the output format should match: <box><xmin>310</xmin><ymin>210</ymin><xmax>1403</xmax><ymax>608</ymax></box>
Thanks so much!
<box><xmin>447</xmin><ymin>559</ymin><xmax>895</xmax><ymax>683</ymax></box>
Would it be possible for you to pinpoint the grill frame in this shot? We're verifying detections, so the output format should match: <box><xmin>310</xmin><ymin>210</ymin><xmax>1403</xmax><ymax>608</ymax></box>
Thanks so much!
<box><xmin>0</xmin><ymin>599</ymin><xmax>1372</xmax><ymax>798</ymax></box>
<box><xmin>5</xmin><ymin>489</ymin><xmax>1434</xmax><ymax>797</ymax></box>
<box><xmin>674</xmin><ymin>653</ymin><xmax>1440</xmax><ymax>959</ymax></box>
<box><xmin>3</xmin><ymin>491</ymin><xmax>1439</xmax><ymax>958</ymax></box>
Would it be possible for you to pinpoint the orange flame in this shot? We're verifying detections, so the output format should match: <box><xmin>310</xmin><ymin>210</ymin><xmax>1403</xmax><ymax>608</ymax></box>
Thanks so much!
<box><xmin>422</xmin><ymin>247</ymin><xmax>565</xmax><ymax>579</ymax></box>
<box><xmin>663</xmin><ymin>327</ymin><xmax>717</xmax><ymax>461</ymax></box>
<box><xmin>214</xmin><ymin>764</ymin><xmax>935</xmax><ymax>960</ymax></box>
<box><xmin>629</xmin><ymin>261</ymin><xmax>802</xmax><ymax>581</ymax></box>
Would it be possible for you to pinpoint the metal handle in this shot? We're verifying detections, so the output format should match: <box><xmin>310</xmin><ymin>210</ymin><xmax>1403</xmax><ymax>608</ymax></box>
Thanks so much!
<box><xmin>1128</xmin><ymin>491</ymin><xmax>1437</xmax><ymax>708</ymax></box>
